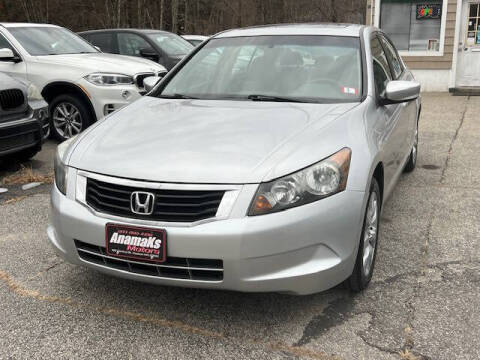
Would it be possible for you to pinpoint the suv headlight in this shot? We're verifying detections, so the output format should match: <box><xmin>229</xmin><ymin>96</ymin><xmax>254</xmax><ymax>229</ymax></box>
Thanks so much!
<box><xmin>249</xmin><ymin>148</ymin><xmax>351</xmax><ymax>216</ymax></box>
<box><xmin>85</xmin><ymin>73</ymin><xmax>134</xmax><ymax>86</ymax></box>
<box><xmin>27</xmin><ymin>83</ymin><xmax>44</xmax><ymax>101</ymax></box>
<box><xmin>54</xmin><ymin>136</ymin><xmax>77</xmax><ymax>195</ymax></box>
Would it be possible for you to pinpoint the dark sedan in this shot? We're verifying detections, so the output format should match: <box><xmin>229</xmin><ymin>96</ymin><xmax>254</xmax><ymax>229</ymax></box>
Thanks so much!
<box><xmin>78</xmin><ymin>29</ymin><xmax>193</xmax><ymax>71</ymax></box>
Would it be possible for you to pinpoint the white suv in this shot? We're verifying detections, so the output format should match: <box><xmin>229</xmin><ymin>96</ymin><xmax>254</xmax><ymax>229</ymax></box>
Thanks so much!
<box><xmin>0</xmin><ymin>23</ymin><xmax>166</xmax><ymax>140</ymax></box>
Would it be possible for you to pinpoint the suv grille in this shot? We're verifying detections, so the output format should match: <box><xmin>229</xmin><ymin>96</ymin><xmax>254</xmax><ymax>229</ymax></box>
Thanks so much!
<box><xmin>75</xmin><ymin>240</ymin><xmax>223</xmax><ymax>281</ymax></box>
<box><xmin>0</xmin><ymin>89</ymin><xmax>25</xmax><ymax>110</ymax></box>
<box><xmin>86</xmin><ymin>178</ymin><xmax>225</xmax><ymax>223</ymax></box>
<box><xmin>134</xmin><ymin>73</ymin><xmax>155</xmax><ymax>89</ymax></box>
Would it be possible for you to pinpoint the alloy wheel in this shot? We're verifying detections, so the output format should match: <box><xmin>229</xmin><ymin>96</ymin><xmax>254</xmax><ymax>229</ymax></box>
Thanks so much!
<box><xmin>362</xmin><ymin>191</ymin><xmax>378</xmax><ymax>277</ymax></box>
<box><xmin>52</xmin><ymin>102</ymin><xmax>83</xmax><ymax>139</ymax></box>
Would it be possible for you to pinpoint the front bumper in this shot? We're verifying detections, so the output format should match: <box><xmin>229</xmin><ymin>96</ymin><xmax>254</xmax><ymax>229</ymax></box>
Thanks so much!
<box><xmin>0</xmin><ymin>111</ymin><xmax>43</xmax><ymax>157</ymax></box>
<box><xmin>77</xmin><ymin>79</ymin><xmax>144</xmax><ymax>120</ymax></box>
<box><xmin>48</xmin><ymin>173</ymin><xmax>367</xmax><ymax>295</ymax></box>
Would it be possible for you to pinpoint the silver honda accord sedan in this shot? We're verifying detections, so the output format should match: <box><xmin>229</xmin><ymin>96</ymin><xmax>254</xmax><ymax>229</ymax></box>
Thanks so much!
<box><xmin>48</xmin><ymin>24</ymin><xmax>421</xmax><ymax>295</ymax></box>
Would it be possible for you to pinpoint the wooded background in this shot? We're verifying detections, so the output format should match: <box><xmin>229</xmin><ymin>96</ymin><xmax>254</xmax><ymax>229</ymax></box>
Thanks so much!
<box><xmin>0</xmin><ymin>0</ymin><xmax>366</xmax><ymax>34</ymax></box>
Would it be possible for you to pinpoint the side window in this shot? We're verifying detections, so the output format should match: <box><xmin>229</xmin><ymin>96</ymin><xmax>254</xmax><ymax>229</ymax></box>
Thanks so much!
<box><xmin>0</xmin><ymin>33</ymin><xmax>14</xmax><ymax>51</ymax></box>
<box><xmin>370</xmin><ymin>36</ymin><xmax>392</xmax><ymax>97</ymax></box>
<box><xmin>117</xmin><ymin>33</ymin><xmax>152</xmax><ymax>57</ymax></box>
<box><xmin>379</xmin><ymin>35</ymin><xmax>404</xmax><ymax>79</ymax></box>
<box><xmin>88</xmin><ymin>33</ymin><xmax>114</xmax><ymax>53</ymax></box>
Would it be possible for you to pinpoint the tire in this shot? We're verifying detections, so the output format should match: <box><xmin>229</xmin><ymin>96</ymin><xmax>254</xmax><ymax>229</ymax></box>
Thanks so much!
<box><xmin>49</xmin><ymin>94</ymin><xmax>92</xmax><ymax>141</ymax></box>
<box><xmin>348</xmin><ymin>178</ymin><xmax>381</xmax><ymax>292</ymax></box>
<box><xmin>403</xmin><ymin>121</ymin><xmax>418</xmax><ymax>173</ymax></box>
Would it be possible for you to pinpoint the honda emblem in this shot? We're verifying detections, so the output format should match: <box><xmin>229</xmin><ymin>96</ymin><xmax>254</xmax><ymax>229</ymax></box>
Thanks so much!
<box><xmin>130</xmin><ymin>191</ymin><xmax>155</xmax><ymax>215</ymax></box>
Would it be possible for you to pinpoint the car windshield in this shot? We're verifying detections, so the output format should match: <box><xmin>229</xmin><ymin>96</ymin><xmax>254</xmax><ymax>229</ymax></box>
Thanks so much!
<box><xmin>157</xmin><ymin>35</ymin><xmax>362</xmax><ymax>103</ymax></box>
<box><xmin>8</xmin><ymin>26</ymin><xmax>98</xmax><ymax>56</ymax></box>
<box><xmin>147</xmin><ymin>32</ymin><xmax>193</xmax><ymax>56</ymax></box>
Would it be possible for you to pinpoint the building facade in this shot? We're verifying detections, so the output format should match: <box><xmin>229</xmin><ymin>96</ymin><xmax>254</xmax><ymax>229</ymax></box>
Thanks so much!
<box><xmin>367</xmin><ymin>0</ymin><xmax>480</xmax><ymax>92</ymax></box>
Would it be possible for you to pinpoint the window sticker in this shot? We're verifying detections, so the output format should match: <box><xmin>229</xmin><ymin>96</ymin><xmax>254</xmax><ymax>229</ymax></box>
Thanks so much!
<box><xmin>416</xmin><ymin>4</ymin><xmax>442</xmax><ymax>19</ymax></box>
<box><xmin>341</xmin><ymin>87</ymin><xmax>358</xmax><ymax>95</ymax></box>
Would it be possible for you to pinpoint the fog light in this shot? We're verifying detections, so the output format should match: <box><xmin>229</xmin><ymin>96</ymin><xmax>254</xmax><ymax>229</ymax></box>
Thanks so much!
<box><xmin>103</xmin><ymin>104</ymin><xmax>116</xmax><ymax>115</ymax></box>
<box><xmin>121</xmin><ymin>90</ymin><xmax>132</xmax><ymax>100</ymax></box>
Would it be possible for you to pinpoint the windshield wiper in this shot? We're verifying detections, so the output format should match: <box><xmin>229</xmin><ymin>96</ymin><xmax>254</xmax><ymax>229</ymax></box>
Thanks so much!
<box><xmin>158</xmin><ymin>93</ymin><xmax>199</xmax><ymax>99</ymax></box>
<box><xmin>247</xmin><ymin>94</ymin><xmax>308</xmax><ymax>103</ymax></box>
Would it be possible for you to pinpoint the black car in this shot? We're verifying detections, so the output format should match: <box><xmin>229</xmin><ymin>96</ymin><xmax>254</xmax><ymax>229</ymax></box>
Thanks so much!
<box><xmin>0</xmin><ymin>72</ymin><xmax>48</xmax><ymax>162</ymax></box>
<box><xmin>78</xmin><ymin>29</ymin><xmax>194</xmax><ymax>71</ymax></box>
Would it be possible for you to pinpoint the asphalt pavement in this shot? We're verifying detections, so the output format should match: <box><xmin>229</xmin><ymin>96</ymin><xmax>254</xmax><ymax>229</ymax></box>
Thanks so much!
<box><xmin>0</xmin><ymin>93</ymin><xmax>478</xmax><ymax>360</ymax></box>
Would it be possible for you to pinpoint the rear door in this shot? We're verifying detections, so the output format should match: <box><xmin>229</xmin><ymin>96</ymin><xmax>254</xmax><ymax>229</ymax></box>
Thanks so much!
<box><xmin>0</xmin><ymin>30</ymin><xmax>27</xmax><ymax>81</ymax></box>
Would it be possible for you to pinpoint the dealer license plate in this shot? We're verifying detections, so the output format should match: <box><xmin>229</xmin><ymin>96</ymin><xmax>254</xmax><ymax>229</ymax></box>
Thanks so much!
<box><xmin>105</xmin><ymin>223</ymin><xmax>167</xmax><ymax>263</ymax></box>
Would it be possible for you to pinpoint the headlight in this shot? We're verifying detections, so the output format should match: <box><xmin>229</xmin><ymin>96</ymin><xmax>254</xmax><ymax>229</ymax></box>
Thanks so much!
<box><xmin>27</xmin><ymin>83</ymin><xmax>44</xmax><ymax>101</ymax></box>
<box><xmin>249</xmin><ymin>148</ymin><xmax>351</xmax><ymax>216</ymax></box>
<box><xmin>84</xmin><ymin>73</ymin><xmax>134</xmax><ymax>86</ymax></box>
<box><xmin>54</xmin><ymin>136</ymin><xmax>77</xmax><ymax>195</ymax></box>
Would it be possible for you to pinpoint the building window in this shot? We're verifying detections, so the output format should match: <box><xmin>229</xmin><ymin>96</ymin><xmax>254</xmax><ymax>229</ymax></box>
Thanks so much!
<box><xmin>380</xmin><ymin>0</ymin><xmax>443</xmax><ymax>52</ymax></box>
<box><xmin>467</xmin><ymin>3</ymin><xmax>480</xmax><ymax>46</ymax></box>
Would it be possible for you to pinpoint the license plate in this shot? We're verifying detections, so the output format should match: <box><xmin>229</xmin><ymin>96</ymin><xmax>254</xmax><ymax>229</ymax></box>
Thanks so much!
<box><xmin>105</xmin><ymin>223</ymin><xmax>167</xmax><ymax>263</ymax></box>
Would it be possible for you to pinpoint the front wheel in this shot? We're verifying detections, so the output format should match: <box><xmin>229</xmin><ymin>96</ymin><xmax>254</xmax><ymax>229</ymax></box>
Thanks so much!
<box><xmin>50</xmin><ymin>95</ymin><xmax>91</xmax><ymax>141</ymax></box>
<box><xmin>348</xmin><ymin>178</ymin><xmax>381</xmax><ymax>292</ymax></box>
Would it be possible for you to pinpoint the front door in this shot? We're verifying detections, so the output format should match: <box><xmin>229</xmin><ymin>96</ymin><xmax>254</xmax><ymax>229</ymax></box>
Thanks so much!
<box><xmin>0</xmin><ymin>30</ymin><xmax>27</xmax><ymax>81</ymax></box>
<box><xmin>456</xmin><ymin>1</ymin><xmax>480</xmax><ymax>87</ymax></box>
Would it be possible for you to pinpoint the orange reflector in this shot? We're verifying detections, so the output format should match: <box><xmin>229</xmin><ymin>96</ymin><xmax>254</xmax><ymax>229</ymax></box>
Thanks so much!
<box><xmin>77</xmin><ymin>83</ymin><xmax>92</xmax><ymax>99</ymax></box>
<box><xmin>253</xmin><ymin>195</ymin><xmax>273</xmax><ymax>212</ymax></box>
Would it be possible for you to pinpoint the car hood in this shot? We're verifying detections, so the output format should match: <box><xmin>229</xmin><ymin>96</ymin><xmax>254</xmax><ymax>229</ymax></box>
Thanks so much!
<box><xmin>32</xmin><ymin>53</ymin><xmax>166</xmax><ymax>75</ymax></box>
<box><xmin>69</xmin><ymin>97</ymin><xmax>358</xmax><ymax>184</ymax></box>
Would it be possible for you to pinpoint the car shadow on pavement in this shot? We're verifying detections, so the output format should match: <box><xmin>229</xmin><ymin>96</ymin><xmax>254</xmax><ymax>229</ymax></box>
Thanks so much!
<box><xmin>52</xmin><ymin>264</ymin><xmax>358</xmax><ymax>346</ymax></box>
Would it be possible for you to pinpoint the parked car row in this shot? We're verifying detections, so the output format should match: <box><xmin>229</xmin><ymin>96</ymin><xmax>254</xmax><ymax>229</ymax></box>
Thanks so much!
<box><xmin>1</xmin><ymin>20</ymin><xmax>422</xmax><ymax>295</ymax></box>
<box><xmin>0</xmin><ymin>23</ymin><xmax>206</xmax><ymax>151</ymax></box>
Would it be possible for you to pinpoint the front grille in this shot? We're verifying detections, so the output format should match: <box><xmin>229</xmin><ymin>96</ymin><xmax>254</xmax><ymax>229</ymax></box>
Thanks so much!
<box><xmin>75</xmin><ymin>240</ymin><xmax>223</xmax><ymax>281</ymax></box>
<box><xmin>134</xmin><ymin>73</ymin><xmax>155</xmax><ymax>89</ymax></box>
<box><xmin>0</xmin><ymin>89</ymin><xmax>25</xmax><ymax>110</ymax></box>
<box><xmin>0</xmin><ymin>121</ymin><xmax>40</xmax><ymax>153</ymax></box>
<box><xmin>86</xmin><ymin>178</ymin><xmax>225</xmax><ymax>223</ymax></box>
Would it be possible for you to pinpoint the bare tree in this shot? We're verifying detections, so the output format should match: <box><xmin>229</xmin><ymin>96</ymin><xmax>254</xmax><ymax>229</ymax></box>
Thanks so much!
<box><xmin>0</xmin><ymin>0</ymin><xmax>366</xmax><ymax>33</ymax></box>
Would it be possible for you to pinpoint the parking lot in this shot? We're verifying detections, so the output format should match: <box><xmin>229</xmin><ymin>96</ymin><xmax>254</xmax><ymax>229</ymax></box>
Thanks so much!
<box><xmin>0</xmin><ymin>93</ymin><xmax>478</xmax><ymax>360</ymax></box>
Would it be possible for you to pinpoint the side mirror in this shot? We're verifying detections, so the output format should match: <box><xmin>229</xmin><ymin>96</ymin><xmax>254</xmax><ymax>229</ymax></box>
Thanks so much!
<box><xmin>143</xmin><ymin>76</ymin><xmax>161</xmax><ymax>92</ymax></box>
<box><xmin>139</xmin><ymin>47</ymin><xmax>159</xmax><ymax>61</ymax></box>
<box><xmin>382</xmin><ymin>80</ymin><xmax>420</xmax><ymax>105</ymax></box>
<box><xmin>0</xmin><ymin>48</ymin><xmax>20</xmax><ymax>62</ymax></box>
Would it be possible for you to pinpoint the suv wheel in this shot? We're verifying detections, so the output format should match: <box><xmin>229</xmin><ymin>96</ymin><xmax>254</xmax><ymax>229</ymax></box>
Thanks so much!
<box><xmin>348</xmin><ymin>178</ymin><xmax>381</xmax><ymax>292</ymax></box>
<box><xmin>50</xmin><ymin>95</ymin><xmax>91</xmax><ymax>141</ymax></box>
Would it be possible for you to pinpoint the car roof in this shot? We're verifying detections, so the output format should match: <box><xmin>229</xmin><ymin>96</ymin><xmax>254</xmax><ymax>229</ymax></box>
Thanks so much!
<box><xmin>0</xmin><ymin>22</ymin><xmax>60</xmax><ymax>28</ymax></box>
<box><xmin>182</xmin><ymin>35</ymin><xmax>209</xmax><ymax>40</ymax></box>
<box><xmin>79</xmin><ymin>28</ymin><xmax>171</xmax><ymax>35</ymax></box>
<box><xmin>214</xmin><ymin>23</ymin><xmax>364</xmax><ymax>38</ymax></box>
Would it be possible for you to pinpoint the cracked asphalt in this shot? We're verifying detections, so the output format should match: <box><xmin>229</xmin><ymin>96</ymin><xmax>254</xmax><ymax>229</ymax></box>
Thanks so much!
<box><xmin>0</xmin><ymin>93</ymin><xmax>479</xmax><ymax>360</ymax></box>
